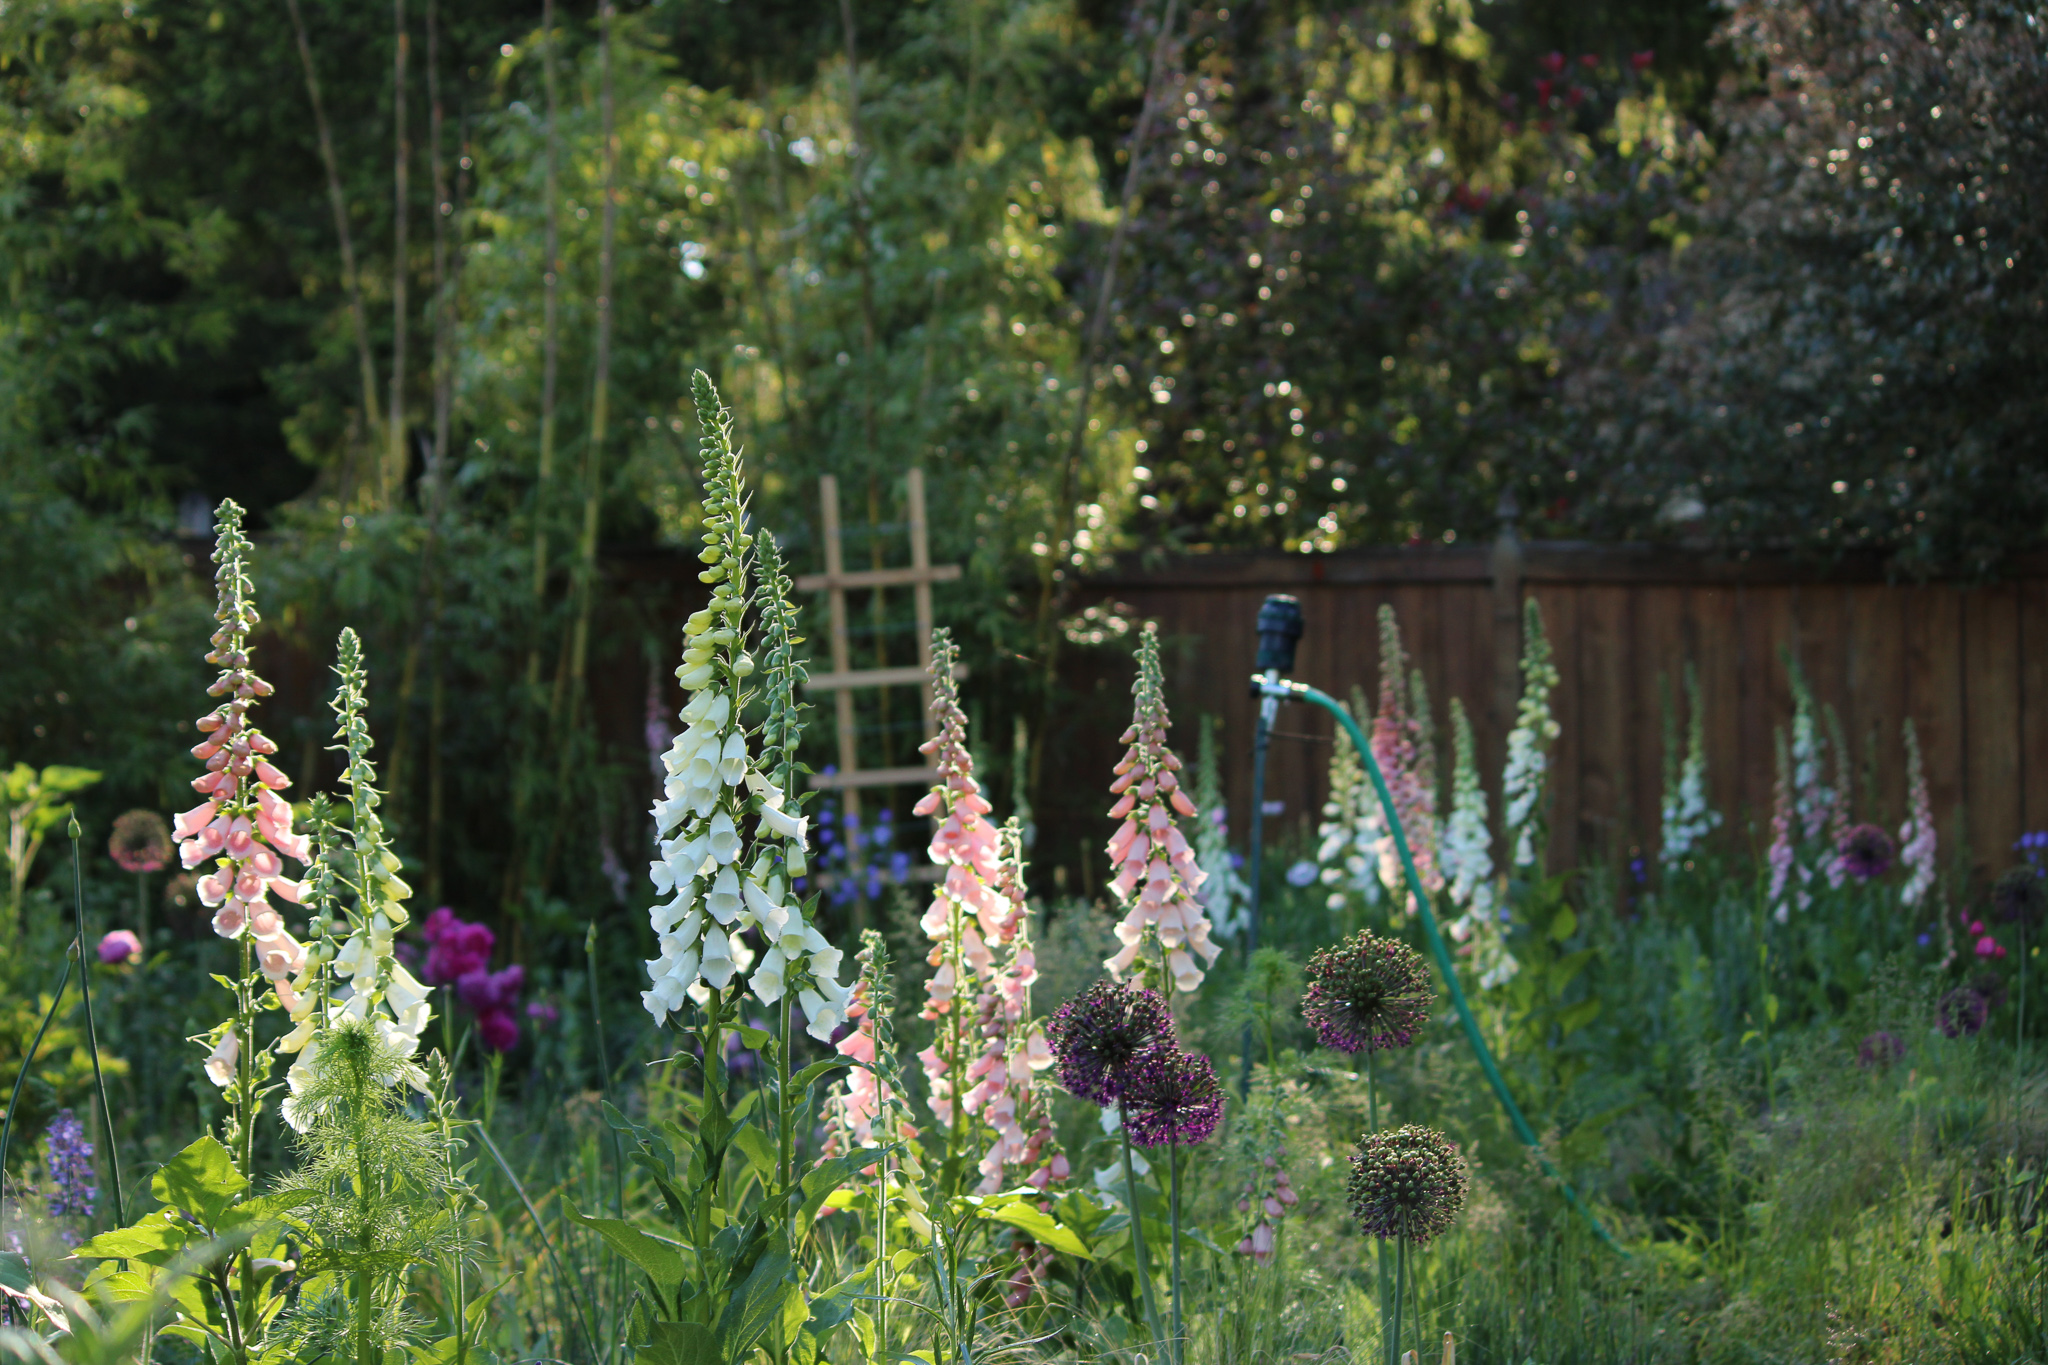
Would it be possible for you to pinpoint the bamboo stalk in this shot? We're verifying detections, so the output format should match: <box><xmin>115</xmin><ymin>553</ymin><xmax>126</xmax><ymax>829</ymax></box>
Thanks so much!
<box><xmin>527</xmin><ymin>0</ymin><xmax>564</xmax><ymax>694</ymax></box>
<box><xmin>387</xmin><ymin>0</ymin><xmax>412</xmax><ymax>508</ymax></box>
<box><xmin>281</xmin><ymin>0</ymin><xmax>383</xmax><ymax>467</ymax></box>
<box><xmin>1030</xmin><ymin>0</ymin><xmax>1179</xmax><ymax>811</ymax></box>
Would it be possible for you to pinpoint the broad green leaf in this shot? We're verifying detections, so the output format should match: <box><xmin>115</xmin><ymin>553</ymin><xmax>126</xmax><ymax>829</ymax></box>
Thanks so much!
<box><xmin>641</xmin><ymin>1320</ymin><xmax>719</xmax><ymax>1365</ymax></box>
<box><xmin>218</xmin><ymin>1190</ymin><xmax>306</xmax><ymax>1233</ymax></box>
<box><xmin>150</xmin><ymin>1136</ymin><xmax>247</xmax><ymax>1227</ymax></box>
<box><xmin>1055</xmin><ymin>1190</ymin><xmax>1113</xmax><ymax>1242</ymax></box>
<box><xmin>731</xmin><ymin>1122</ymin><xmax>777</xmax><ymax>1179</ymax></box>
<box><xmin>1547</xmin><ymin>905</ymin><xmax>1578</xmax><ymax>942</ymax></box>
<box><xmin>0</xmin><ymin>1254</ymin><xmax>26</xmax><ymax>1292</ymax></box>
<box><xmin>715</xmin><ymin>1250</ymin><xmax>793</xmax><ymax>1362</ymax></box>
<box><xmin>73</xmin><ymin>1210</ymin><xmax>189</xmax><ymax>1265</ymax></box>
<box><xmin>789</xmin><ymin>1058</ymin><xmax>848</xmax><ymax>1093</ymax></box>
<box><xmin>971</xmin><ymin>1202</ymin><xmax>1092</xmax><ymax>1258</ymax></box>
<box><xmin>798</xmin><ymin>1154</ymin><xmax>873</xmax><ymax>1230</ymax></box>
<box><xmin>572</xmin><ymin>1207</ymin><xmax>689</xmax><ymax>1298</ymax></box>
<box><xmin>1556</xmin><ymin>998</ymin><xmax>1602</xmax><ymax>1035</ymax></box>
<box><xmin>734</xmin><ymin>1025</ymin><xmax>773</xmax><ymax>1049</ymax></box>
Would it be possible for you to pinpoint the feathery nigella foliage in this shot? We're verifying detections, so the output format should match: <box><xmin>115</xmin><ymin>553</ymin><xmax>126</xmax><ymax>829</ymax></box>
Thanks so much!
<box><xmin>1045</xmin><ymin>979</ymin><xmax>1176</xmax><ymax>1107</ymax></box>
<box><xmin>1300</xmin><ymin>930</ymin><xmax>1432</xmax><ymax>1055</ymax></box>
<box><xmin>643</xmin><ymin>372</ymin><xmax>848</xmax><ymax>1035</ymax></box>
<box><xmin>1346</xmin><ymin>1125</ymin><xmax>1468</xmax><ymax>1245</ymax></box>
<box><xmin>279</xmin><ymin>628</ymin><xmax>435</xmax><ymax>1131</ymax></box>
<box><xmin>913</xmin><ymin>627</ymin><xmax>1003</xmax><ymax>1131</ymax></box>
<box><xmin>1104</xmin><ymin>622</ymin><xmax>1220</xmax><ymax>993</ymax></box>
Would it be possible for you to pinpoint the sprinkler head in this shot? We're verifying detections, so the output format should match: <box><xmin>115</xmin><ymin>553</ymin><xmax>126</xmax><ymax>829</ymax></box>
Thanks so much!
<box><xmin>1254</xmin><ymin>594</ymin><xmax>1304</xmax><ymax>674</ymax></box>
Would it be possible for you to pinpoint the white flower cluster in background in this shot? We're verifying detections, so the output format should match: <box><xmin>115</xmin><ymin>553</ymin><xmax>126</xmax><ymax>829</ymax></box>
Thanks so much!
<box><xmin>1315</xmin><ymin>692</ymin><xmax>1386</xmax><ymax>914</ymax></box>
<box><xmin>1502</xmin><ymin>599</ymin><xmax>1560</xmax><ymax>871</ymax></box>
<box><xmin>1659</xmin><ymin>666</ymin><xmax>1722</xmax><ymax>867</ymax></box>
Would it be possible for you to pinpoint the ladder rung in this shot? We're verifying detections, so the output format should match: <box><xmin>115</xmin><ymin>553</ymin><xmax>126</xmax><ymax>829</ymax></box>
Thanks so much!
<box><xmin>794</xmin><ymin>564</ymin><xmax>962</xmax><ymax>591</ymax></box>
<box><xmin>806</xmin><ymin>664</ymin><xmax>967</xmax><ymax>692</ymax></box>
<box><xmin>807</xmin><ymin>765</ymin><xmax>942</xmax><ymax>791</ymax></box>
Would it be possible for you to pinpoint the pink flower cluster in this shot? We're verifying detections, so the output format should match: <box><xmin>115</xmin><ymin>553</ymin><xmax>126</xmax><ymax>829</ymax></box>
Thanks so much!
<box><xmin>1369</xmin><ymin>607</ymin><xmax>1439</xmax><ymax>907</ymax></box>
<box><xmin>177</xmin><ymin>504</ymin><xmax>312</xmax><ymax>1004</ymax></box>
<box><xmin>421</xmin><ymin>907</ymin><xmax>525</xmax><ymax>1052</ymax></box>
<box><xmin>1235</xmin><ymin>1149</ymin><xmax>1299</xmax><ymax>1263</ymax></box>
<box><xmin>1104</xmin><ymin>623</ymin><xmax>1220</xmax><ymax>993</ymax></box>
<box><xmin>913</xmin><ymin>631</ymin><xmax>1004</xmax><ymax>1128</ymax></box>
<box><xmin>961</xmin><ymin>827</ymin><xmax>1057</xmax><ymax>1192</ymax></box>
<box><xmin>823</xmin><ymin>981</ymin><xmax>908</xmax><ymax>1164</ymax></box>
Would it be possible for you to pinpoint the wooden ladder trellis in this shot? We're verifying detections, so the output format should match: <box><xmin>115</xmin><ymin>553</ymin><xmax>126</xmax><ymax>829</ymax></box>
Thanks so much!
<box><xmin>794</xmin><ymin>469</ymin><xmax>963</xmax><ymax>881</ymax></box>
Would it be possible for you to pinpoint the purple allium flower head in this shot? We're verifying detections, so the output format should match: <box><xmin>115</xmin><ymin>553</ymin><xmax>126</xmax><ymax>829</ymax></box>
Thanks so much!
<box><xmin>107</xmin><ymin>810</ymin><xmax>172</xmax><ymax>875</ymax></box>
<box><xmin>1045</xmin><ymin>979</ymin><xmax>1176</xmax><ymax>1107</ymax></box>
<box><xmin>1834</xmin><ymin>823</ymin><xmax>1895</xmax><ymax>880</ymax></box>
<box><xmin>1992</xmin><ymin>867</ymin><xmax>2045</xmax><ymax>928</ymax></box>
<box><xmin>1120</xmin><ymin>1045</ymin><xmax>1224</xmax><ymax>1148</ymax></box>
<box><xmin>1301</xmin><ymin>930</ymin><xmax>1432</xmax><ymax>1054</ymax></box>
<box><xmin>1346</xmin><ymin>1124</ymin><xmax>1467</xmax><ymax>1245</ymax></box>
<box><xmin>1856</xmin><ymin>1030</ymin><xmax>1905</xmax><ymax>1069</ymax></box>
<box><xmin>44</xmin><ymin>1110</ymin><xmax>96</xmax><ymax>1218</ymax></box>
<box><xmin>1937</xmin><ymin>986</ymin><xmax>1989</xmax><ymax>1038</ymax></box>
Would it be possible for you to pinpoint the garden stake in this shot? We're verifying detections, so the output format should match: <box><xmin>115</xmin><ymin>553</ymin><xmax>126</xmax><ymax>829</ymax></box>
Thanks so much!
<box><xmin>1239</xmin><ymin>594</ymin><xmax>1304</xmax><ymax>1097</ymax></box>
<box><xmin>69</xmin><ymin>816</ymin><xmax>124</xmax><ymax>1227</ymax></box>
<box><xmin>1253</xmin><ymin>675</ymin><xmax>1625</xmax><ymax>1254</ymax></box>
<box><xmin>0</xmin><ymin>945</ymin><xmax>73</xmax><ymax>1249</ymax></box>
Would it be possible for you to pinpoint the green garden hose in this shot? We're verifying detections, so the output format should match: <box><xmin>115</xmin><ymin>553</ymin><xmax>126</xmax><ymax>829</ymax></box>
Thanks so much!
<box><xmin>1257</xmin><ymin>676</ymin><xmax>1626</xmax><ymax>1255</ymax></box>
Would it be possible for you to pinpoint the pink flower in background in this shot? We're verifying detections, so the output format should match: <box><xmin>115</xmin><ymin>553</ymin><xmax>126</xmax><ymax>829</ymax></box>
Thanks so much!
<box><xmin>458</xmin><ymin>963</ymin><xmax>525</xmax><ymax>1052</ymax></box>
<box><xmin>421</xmin><ymin>907</ymin><xmax>496</xmax><ymax>985</ymax></box>
<box><xmin>108</xmin><ymin>811</ymin><xmax>172</xmax><ymax>874</ymax></box>
<box><xmin>526</xmin><ymin>998</ymin><xmax>560</xmax><ymax>1027</ymax></box>
<box><xmin>98</xmin><ymin>930</ymin><xmax>142</xmax><ymax>965</ymax></box>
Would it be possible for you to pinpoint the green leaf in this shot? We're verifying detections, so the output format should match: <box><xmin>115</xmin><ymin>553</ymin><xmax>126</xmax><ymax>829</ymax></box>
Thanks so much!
<box><xmin>797</xmin><ymin>1154</ymin><xmax>873</xmax><ymax>1231</ymax></box>
<box><xmin>1555</xmin><ymin>998</ymin><xmax>1602</xmax><ymax>1036</ymax></box>
<box><xmin>731</xmin><ymin>1122</ymin><xmax>777</xmax><ymax>1179</ymax></box>
<box><xmin>572</xmin><ymin>1207</ymin><xmax>689</xmax><ymax>1299</ymax></box>
<box><xmin>73</xmin><ymin>1209</ymin><xmax>190</xmax><ymax>1265</ymax></box>
<box><xmin>734</xmin><ymin>1025</ymin><xmax>773</xmax><ymax>1050</ymax></box>
<box><xmin>0</xmin><ymin>1254</ymin><xmax>26</xmax><ymax>1292</ymax></box>
<box><xmin>150</xmin><ymin>1136</ymin><xmax>248</xmax><ymax>1227</ymax></box>
<box><xmin>716</xmin><ymin>1250</ymin><xmax>795</xmax><ymax>1364</ymax></box>
<box><xmin>641</xmin><ymin>1320</ymin><xmax>719</xmax><ymax>1365</ymax></box>
<box><xmin>217</xmin><ymin>1190</ymin><xmax>306</xmax><ymax>1233</ymax></box>
<box><xmin>1054</xmin><ymin>1190</ymin><xmax>1113</xmax><ymax>1242</ymax></box>
<box><xmin>1547</xmin><ymin>905</ymin><xmax>1578</xmax><ymax>942</ymax></box>
<box><xmin>972</xmin><ymin>1202</ymin><xmax>1092</xmax><ymax>1259</ymax></box>
<box><xmin>789</xmin><ymin>1058</ymin><xmax>848</xmax><ymax>1093</ymax></box>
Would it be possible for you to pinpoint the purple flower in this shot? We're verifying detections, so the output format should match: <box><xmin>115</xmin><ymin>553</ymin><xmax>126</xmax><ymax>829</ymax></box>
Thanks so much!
<box><xmin>1834</xmin><ymin>824</ymin><xmax>1895</xmax><ymax>880</ymax></box>
<box><xmin>97</xmin><ymin>929</ymin><xmax>142</xmax><ymax>965</ymax></box>
<box><xmin>421</xmin><ymin>907</ymin><xmax>496</xmax><ymax>985</ymax></box>
<box><xmin>1346</xmin><ymin>1124</ymin><xmax>1467</xmax><ymax>1245</ymax></box>
<box><xmin>1300</xmin><ymin>930</ymin><xmax>1433</xmax><ymax>1054</ymax></box>
<box><xmin>526</xmin><ymin>998</ymin><xmax>560</xmax><ymax>1027</ymax></box>
<box><xmin>1992</xmin><ymin>867</ymin><xmax>2045</xmax><ymax>928</ymax></box>
<box><xmin>1937</xmin><ymin>987</ymin><xmax>1989</xmax><ymax>1038</ymax></box>
<box><xmin>1120</xmin><ymin>1045</ymin><xmax>1224</xmax><ymax>1148</ymax></box>
<box><xmin>44</xmin><ymin>1110</ymin><xmax>95</xmax><ymax>1218</ymax></box>
<box><xmin>457</xmin><ymin>964</ymin><xmax>525</xmax><ymax>1053</ymax></box>
<box><xmin>1045</xmin><ymin>980</ymin><xmax>1177</xmax><ymax>1107</ymax></box>
<box><xmin>1857</xmin><ymin>1031</ymin><xmax>1904</xmax><ymax>1069</ymax></box>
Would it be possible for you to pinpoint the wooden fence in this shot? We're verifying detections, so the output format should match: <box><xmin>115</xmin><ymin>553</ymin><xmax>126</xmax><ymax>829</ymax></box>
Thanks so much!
<box><xmin>1079</xmin><ymin>540</ymin><xmax>2048</xmax><ymax>884</ymax></box>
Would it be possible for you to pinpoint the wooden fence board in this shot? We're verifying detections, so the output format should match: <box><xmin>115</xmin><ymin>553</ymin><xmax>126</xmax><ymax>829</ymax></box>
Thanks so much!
<box><xmin>1844</xmin><ymin>585</ymin><xmax>1907</xmax><ymax>829</ymax></box>
<box><xmin>1536</xmin><ymin>586</ymin><xmax>1583</xmax><ymax>873</ymax></box>
<box><xmin>2025</xmin><ymin>580</ymin><xmax>2048</xmax><ymax>839</ymax></box>
<box><xmin>1963</xmin><ymin>584</ymin><xmax>2021</xmax><ymax>874</ymax></box>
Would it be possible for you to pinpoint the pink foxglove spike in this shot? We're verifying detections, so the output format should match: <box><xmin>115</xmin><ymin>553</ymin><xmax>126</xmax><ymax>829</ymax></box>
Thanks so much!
<box><xmin>1102</xmin><ymin>622</ymin><xmax>1220</xmax><ymax>994</ymax></box>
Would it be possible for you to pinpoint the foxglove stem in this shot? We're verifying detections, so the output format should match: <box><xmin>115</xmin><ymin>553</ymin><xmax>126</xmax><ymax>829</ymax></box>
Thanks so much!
<box><xmin>68</xmin><ymin>821</ymin><xmax>123</xmax><ymax>1226</ymax></box>
<box><xmin>1168</xmin><ymin>1140</ymin><xmax>1183</xmax><ymax>1365</ymax></box>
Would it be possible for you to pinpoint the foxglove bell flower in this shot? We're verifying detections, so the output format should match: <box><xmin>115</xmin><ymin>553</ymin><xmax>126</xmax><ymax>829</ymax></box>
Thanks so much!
<box><xmin>641</xmin><ymin>373</ymin><xmax>848</xmax><ymax>1037</ymax></box>
<box><xmin>278</xmin><ymin>628</ymin><xmax>433</xmax><ymax>1130</ymax></box>
<box><xmin>1502</xmin><ymin>599</ymin><xmax>1560</xmax><ymax>871</ymax></box>
<box><xmin>1191</xmin><ymin>717</ymin><xmax>1254</xmax><ymax>937</ymax></box>
<box><xmin>1440</xmin><ymin>700</ymin><xmax>1500</xmax><ymax>951</ymax></box>
<box><xmin>1659</xmin><ymin>665</ymin><xmax>1723</xmax><ymax>867</ymax></box>
<box><xmin>912</xmin><ymin>627</ymin><xmax>1006</xmax><ymax>1127</ymax></box>
<box><xmin>961</xmin><ymin>820</ymin><xmax>1055</xmax><ymax>1191</ymax></box>
<box><xmin>1316</xmin><ymin>689</ymin><xmax>1387</xmax><ymax>914</ymax></box>
<box><xmin>179</xmin><ymin>500</ymin><xmax>315</xmax><ymax>1019</ymax></box>
<box><xmin>1346</xmin><ymin>1124</ymin><xmax>1467</xmax><ymax>1245</ymax></box>
<box><xmin>1102</xmin><ymin>622</ymin><xmax>1220</xmax><ymax>992</ymax></box>
<box><xmin>1898</xmin><ymin>718</ymin><xmax>1938</xmax><ymax>910</ymax></box>
<box><xmin>1370</xmin><ymin>607</ymin><xmax>1441</xmax><ymax>906</ymax></box>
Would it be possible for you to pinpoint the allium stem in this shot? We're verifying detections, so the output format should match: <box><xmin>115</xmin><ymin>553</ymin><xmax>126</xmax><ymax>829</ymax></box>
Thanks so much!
<box><xmin>70</xmin><ymin>820</ymin><xmax>124</xmax><ymax>1226</ymax></box>
<box><xmin>1168</xmin><ymin>1140</ymin><xmax>1184</xmax><ymax>1365</ymax></box>
<box><xmin>1120</xmin><ymin>1125</ymin><xmax>1165</xmax><ymax>1349</ymax></box>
